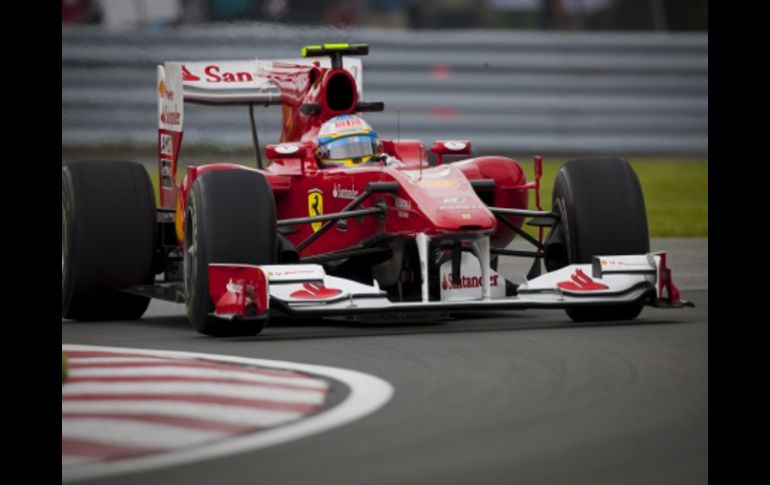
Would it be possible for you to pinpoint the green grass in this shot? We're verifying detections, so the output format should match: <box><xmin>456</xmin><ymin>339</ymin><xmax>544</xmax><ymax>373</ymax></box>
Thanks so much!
<box><xmin>148</xmin><ymin>157</ymin><xmax>707</xmax><ymax>238</ymax></box>
<box><xmin>631</xmin><ymin>159</ymin><xmax>708</xmax><ymax>237</ymax></box>
<box><xmin>517</xmin><ymin>157</ymin><xmax>708</xmax><ymax>238</ymax></box>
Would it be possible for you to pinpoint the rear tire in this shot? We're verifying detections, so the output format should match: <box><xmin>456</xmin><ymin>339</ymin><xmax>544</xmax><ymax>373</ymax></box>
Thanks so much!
<box><xmin>62</xmin><ymin>161</ymin><xmax>155</xmax><ymax>321</ymax></box>
<box><xmin>544</xmin><ymin>157</ymin><xmax>650</xmax><ymax>322</ymax></box>
<box><xmin>184</xmin><ymin>169</ymin><xmax>276</xmax><ymax>336</ymax></box>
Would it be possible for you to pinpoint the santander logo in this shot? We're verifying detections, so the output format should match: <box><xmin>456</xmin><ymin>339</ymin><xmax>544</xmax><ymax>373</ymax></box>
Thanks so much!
<box><xmin>556</xmin><ymin>269</ymin><xmax>608</xmax><ymax>292</ymax></box>
<box><xmin>289</xmin><ymin>282</ymin><xmax>342</xmax><ymax>300</ymax></box>
<box><xmin>332</xmin><ymin>184</ymin><xmax>359</xmax><ymax>200</ymax></box>
<box><xmin>182</xmin><ymin>64</ymin><xmax>255</xmax><ymax>83</ymax></box>
<box><xmin>181</xmin><ymin>65</ymin><xmax>200</xmax><ymax>81</ymax></box>
<box><xmin>441</xmin><ymin>273</ymin><xmax>499</xmax><ymax>291</ymax></box>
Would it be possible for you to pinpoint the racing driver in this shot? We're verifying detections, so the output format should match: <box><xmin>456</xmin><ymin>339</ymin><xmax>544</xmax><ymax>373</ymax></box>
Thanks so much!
<box><xmin>316</xmin><ymin>114</ymin><xmax>403</xmax><ymax>168</ymax></box>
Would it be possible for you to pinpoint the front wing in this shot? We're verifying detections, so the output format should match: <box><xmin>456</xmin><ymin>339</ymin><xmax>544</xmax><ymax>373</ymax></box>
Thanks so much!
<box><xmin>206</xmin><ymin>252</ymin><xmax>690</xmax><ymax>321</ymax></box>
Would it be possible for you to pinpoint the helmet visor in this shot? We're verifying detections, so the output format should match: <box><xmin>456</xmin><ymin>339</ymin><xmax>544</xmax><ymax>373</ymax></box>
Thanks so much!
<box><xmin>319</xmin><ymin>134</ymin><xmax>379</xmax><ymax>161</ymax></box>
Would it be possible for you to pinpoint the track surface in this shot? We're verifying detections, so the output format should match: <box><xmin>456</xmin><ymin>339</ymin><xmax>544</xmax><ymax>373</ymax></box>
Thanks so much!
<box><xmin>62</xmin><ymin>239</ymin><xmax>708</xmax><ymax>485</ymax></box>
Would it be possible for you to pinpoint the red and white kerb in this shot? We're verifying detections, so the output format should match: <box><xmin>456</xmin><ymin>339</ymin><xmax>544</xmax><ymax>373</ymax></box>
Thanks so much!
<box><xmin>62</xmin><ymin>349</ymin><xmax>330</xmax><ymax>467</ymax></box>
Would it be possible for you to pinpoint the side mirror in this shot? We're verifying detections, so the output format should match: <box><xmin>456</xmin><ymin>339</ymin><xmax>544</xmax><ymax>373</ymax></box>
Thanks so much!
<box><xmin>430</xmin><ymin>140</ymin><xmax>471</xmax><ymax>165</ymax></box>
<box><xmin>265</xmin><ymin>143</ymin><xmax>304</xmax><ymax>160</ymax></box>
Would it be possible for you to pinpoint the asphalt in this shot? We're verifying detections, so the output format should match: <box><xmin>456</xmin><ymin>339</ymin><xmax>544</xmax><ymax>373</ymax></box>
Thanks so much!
<box><xmin>61</xmin><ymin>238</ymin><xmax>708</xmax><ymax>485</ymax></box>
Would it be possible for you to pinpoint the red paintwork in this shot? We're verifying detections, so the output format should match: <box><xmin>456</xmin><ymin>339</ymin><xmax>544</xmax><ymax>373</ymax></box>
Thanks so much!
<box><xmin>454</xmin><ymin>156</ymin><xmax>529</xmax><ymax>248</ymax></box>
<box><xmin>429</xmin><ymin>140</ymin><xmax>471</xmax><ymax>165</ymax></box>
<box><xmin>379</xmin><ymin>139</ymin><xmax>427</xmax><ymax>169</ymax></box>
<box><xmin>656</xmin><ymin>252</ymin><xmax>683</xmax><ymax>305</ymax></box>
<box><xmin>533</xmin><ymin>155</ymin><xmax>544</xmax><ymax>244</ymax></box>
<box><xmin>209</xmin><ymin>265</ymin><xmax>269</xmax><ymax>318</ymax></box>
<box><xmin>169</xmin><ymin>56</ymin><xmax>539</xmax><ymax>258</ymax></box>
<box><xmin>263</xmin><ymin>62</ymin><xmax>359</xmax><ymax>143</ymax></box>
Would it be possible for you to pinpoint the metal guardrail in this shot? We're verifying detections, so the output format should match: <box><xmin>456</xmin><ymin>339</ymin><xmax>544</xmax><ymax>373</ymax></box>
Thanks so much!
<box><xmin>62</xmin><ymin>23</ymin><xmax>707</xmax><ymax>155</ymax></box>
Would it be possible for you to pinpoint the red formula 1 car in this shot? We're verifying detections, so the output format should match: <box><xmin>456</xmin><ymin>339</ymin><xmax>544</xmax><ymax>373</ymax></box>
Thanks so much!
<box><xmin>62</xmin><ymin>44</ymin><xmax>691</xmax><ymax>336</ymax></box>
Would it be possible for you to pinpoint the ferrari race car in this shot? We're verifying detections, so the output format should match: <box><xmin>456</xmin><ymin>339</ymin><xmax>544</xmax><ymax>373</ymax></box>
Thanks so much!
<box><xmin>61</xmin><ymin>43</ymin><xmax>691</xmax><ymax>336</ymax></box>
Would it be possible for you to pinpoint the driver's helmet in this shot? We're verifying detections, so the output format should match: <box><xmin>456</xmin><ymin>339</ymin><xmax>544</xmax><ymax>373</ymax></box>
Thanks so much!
<box><xmin>316</xmin><ymin>115</ymin><xmax>381</xmax><ymax>168</ymax></box>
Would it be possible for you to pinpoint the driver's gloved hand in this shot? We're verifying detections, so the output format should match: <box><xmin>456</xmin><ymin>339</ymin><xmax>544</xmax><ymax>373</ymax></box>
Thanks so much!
<box><xmin>382</xmin><ymin>155</ymin><xmax>404</xmax><ymax>167</ymax></box>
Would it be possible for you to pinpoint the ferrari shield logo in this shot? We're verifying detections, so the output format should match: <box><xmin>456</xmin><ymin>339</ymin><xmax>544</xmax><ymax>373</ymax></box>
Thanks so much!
<box><xmin>308</xmin><ymin>189</ymin><xmax>323</xmax><ymax>232</ymax></box>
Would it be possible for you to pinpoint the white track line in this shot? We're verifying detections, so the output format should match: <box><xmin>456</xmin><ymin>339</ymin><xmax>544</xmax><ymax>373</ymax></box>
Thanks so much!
<box><xmin>63</xmin><ymin>381</ymin><xmax>326</xmax><ymax>404</ymax></box>
<box><xmin>68</xmin><ymin>365</ymin><xmax>328</xmax><ymax>388</ymax></box>
<box><xmin>68</xmin><ymin>357</ymin><xmax>173</xmax><ymax>364</ymax></box>
<box><xmin>62</xmin><ymin>419</ymin><xmax>226</xmax><ymax>449</ymax></box>
<box><xmin>61</xmin><ymin>344</ymin><xmax>393</xmax><ymax>483</ymax></box>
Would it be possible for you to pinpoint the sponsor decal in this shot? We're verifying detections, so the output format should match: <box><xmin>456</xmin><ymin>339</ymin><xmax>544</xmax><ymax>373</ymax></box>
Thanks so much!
<box><xmin>444</xmin><ymin>141</ymin><xmax>467</xmax><ymax>151</ymax></box>
<box><xmin>181</xmin><ymin>64</ymin><xmax>257</xmax><ymax>83</ymax></box>
<box><xmin>394</xmin><ymin>197</ymin><xmax>411</xmax><ymax>210</ymax></box>
<box><xmin>290</xmin><ymin>282</ymin><xmax>343</xmax><ymax>300</ymax></box>
<box><xmin>204</xmin><ymin>65</ymin><xmax>255</xmax><ymax>83</ymax></box>
<box><xmin>160</xmin><ymin>106</ymin><xmax>181</xmax><ymax>125</ymax></box>
<box><xmin>417</xmin><ymin>178</ymin><xmax>461</xmax><ymax>189</ymax></box>
<box><xmin>160</xmin><ymin>159</ymin><xmax>173</xmax><ymax>189</ymax></box>
<box><xmin>332</xmin><ymin>183</ymin><xmax>359</xmax><ymax>200</ymax></box>
<box><xmin>442</xmin><ymin>197</ymin><xmax>465</xmax><ymax>204</ymax></box>
<box><xmin>318</xmin><ymin>116</ymin><xmax>369</xmax><ymax>137</ymax></box>
<box><xmin>394</xmin><ymin>197</ymin><xmax>411</xmax><ymax>219</ymax></box>
<box><xmin>275</xmin><ymin>144</ymin><xmax>300</xmax><ymax>155</ymax></box>
<box><xmin>267</xmin><ymin>269</ymin><xmax>319</xmax><ymax>278</ymax></box>
<box><xmin>441</xmin><ymin>273</ymin><xmax>499</xmax><ymax>291</ymax></box>
<box><xmin>307</xmin><ymin>189</ymin><xmax>324</xmax><ymax>232</ymax></box>
<box><xmin>461</xmin><ymin>213</ymin><xmax>472</xmax><ymax>220</ymax></box>
<box><xmin>225</xmin><ymin>278</ymin><xmax>252</xmax><ymax>295</ymax></box>
<box><xmin>556</xmin><ymin>269</ymin><xmax>608</xmax><ymax>292</ymax></box>
<box><xmin>439</xmin><ymin>252</ymin><xmax>506</xmax><ymax>301</ymax></box>
<box><xmin>334</xmin><ymin>118</ymin><xmax>364</xmax><ymax>129</ymax></box>
<box><xmin>600</xmin><ymin>259</ymin><xmax>650</xmax><ymax>269</ymax></box>
<box><xmin>157</xmin><ymin>79</ymin><xmax>174</xmax><ymax>102</ymax></box>
<box><xmin>160</xmin><ymin>134</ymin><xmax>173</xmax><ymax>156</ymax></box>
<box><xmin>439</xmin><ymin>205</ymin><xmax>483</xmax><ymax>210</ymax></box>
<box><xmin>181</xmin><ymin>65</ymin><xmax>200</xmax><ymax>81</ymax></box>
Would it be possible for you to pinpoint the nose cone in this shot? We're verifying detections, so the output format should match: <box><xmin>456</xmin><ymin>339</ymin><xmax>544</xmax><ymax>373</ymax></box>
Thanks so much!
<box><xmin>432</xmin><ymin>201</ymin><xmax>497</xmax><ymax>231</ymax></box>
<box><xmin>390</xmin><ymin>165</ymin><xmax>497</xmax><ymax>234</ymax></box>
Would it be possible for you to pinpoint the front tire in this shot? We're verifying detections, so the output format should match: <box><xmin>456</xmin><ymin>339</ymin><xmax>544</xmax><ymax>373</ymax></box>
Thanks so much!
<box><xmin>184</xmin><ymin>169</ymin><xmax>276</xmax><ymax>336</ymax></box>
<box><xmin>544</xmin><ymin>157</ymin><xmax>650</xmax><ymax>322</ymax></box>
<box><xmin>62</xmin><ymin>161</ymin><xmax>155</xmax><ymax>321</ymax></box>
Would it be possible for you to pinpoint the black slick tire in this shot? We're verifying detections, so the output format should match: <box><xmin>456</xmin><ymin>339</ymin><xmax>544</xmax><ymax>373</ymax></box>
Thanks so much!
<box><xmin>184</xmin><ymin>169</ymin><xmax>276</xmax><ymax>336</ymax></box>
<box><xmin>62</xmin><ymin>160</ymin><xmax>155</xmax><ymax>321</ymax></box>
<box><xmin>545</xmin><ymin>157</ymin><xmax>650</xmax><ymax>322</ymax></box>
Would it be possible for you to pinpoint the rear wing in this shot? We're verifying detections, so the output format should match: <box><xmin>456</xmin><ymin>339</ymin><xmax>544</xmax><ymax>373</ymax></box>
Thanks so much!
<box><xmin>156</xmin><ymin>57</ymin><xmax>364</xmax><ymax>209</ymax></box>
